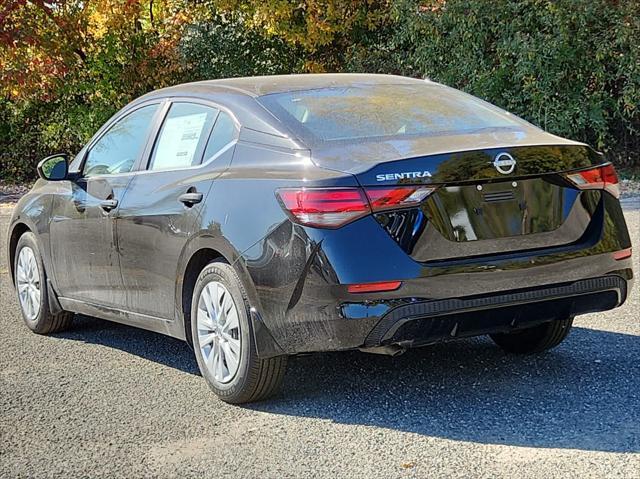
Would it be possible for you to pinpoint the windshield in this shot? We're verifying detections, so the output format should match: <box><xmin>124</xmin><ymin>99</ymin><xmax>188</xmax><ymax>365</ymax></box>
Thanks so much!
<box><xmin>258</xmin><ymin>83</ymin><xmax>528</xmax><ymax>144</ymax></box>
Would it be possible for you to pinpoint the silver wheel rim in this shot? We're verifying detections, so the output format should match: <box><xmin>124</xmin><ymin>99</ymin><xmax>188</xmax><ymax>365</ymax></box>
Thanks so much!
<box><xmin>16</xmin><ymin>247</ymin><xmax>41</xmax><ymax>321</ymax></box>
<box><xmin>196</xmin><ymin>281</ymin><xmax>242</xmax><ymax>384</ymax></box>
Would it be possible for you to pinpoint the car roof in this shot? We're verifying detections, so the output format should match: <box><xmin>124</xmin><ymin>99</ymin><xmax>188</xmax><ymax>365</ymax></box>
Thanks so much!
<box><xmin>144</xmin><ymin>73</ymin><xmax>426</xmax><ymax>99</ymax></box>
<box><xmin>133</xmin><ymin>74</ymin><xmax>429</xmax><ymax>145</ymax></box>
<box><xmin>134</xmin><ymin>75</ymin><xmax>581</xmax><ymax>170</ymax></box>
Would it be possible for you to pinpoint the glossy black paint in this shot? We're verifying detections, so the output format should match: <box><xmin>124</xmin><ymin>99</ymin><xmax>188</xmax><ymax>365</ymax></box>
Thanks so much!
<box><xmin>50</xmin><ymin>174</ymin><xmax>132</xmax><ymax>308</ymax></box>
<box><xmin>6</xmin><ymin>74</ymin><xmax>634</xmax><ymax>357</ymax></box>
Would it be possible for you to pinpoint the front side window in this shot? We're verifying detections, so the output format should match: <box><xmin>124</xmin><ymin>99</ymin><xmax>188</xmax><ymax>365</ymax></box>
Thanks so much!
<box><xmin>149</xmin><ymin>103</ymin><xmax>218</xmax><ymax>171</ymax></box>
<box><xmin>84</xmin><ymin>104</ymin><xmax>159</xmax><ymax>177</ymax></box>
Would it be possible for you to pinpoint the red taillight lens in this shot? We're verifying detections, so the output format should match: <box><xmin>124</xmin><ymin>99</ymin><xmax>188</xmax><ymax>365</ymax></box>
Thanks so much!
<box><xmin>347</xmin><ymin>281</ymin><xmax>402</xmax><ymax>293</ymax></box>
<box><xmin>276</xmin><ymin>188</ymin><xmax>370</xmax><ymax>228</ymax></box>
<box><xmin>365</xmin><ymin>186</ymin><xmax>437</xmax><ymax>212</ymax></box>
<box><xmin>277</xmin><ymin>185</ymin><xmax>437</xmax><ymax>228</ymax></box>
<box><xmin>566</xmin><ymin>164</ymin><xmax>620</xmax><ymax>198</ymax></box>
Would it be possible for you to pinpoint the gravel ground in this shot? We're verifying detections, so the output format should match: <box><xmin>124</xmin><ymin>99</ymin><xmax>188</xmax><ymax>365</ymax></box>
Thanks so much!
<box><xmin>0</xmin><ymin>182</ymin><xmax>32</xmax><ymax>204</ymax></box>
<box><xmin>620</xmin><ymin>178</ymin><xmax>640</xmax><ymax>197</ymax></box>
<box><xmin>1</xmin><ymin>202</ymin><xmax>639</xmax><ymax>479</ymax></box>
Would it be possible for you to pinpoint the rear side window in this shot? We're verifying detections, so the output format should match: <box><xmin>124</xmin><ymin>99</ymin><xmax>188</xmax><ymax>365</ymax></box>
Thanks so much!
<box><xmin>149</xmin><ymin>103</ymin><xmax>218</xmax><ymax>171</ymax></box>
<box><xmin>84</xmin><ymin>104</ymin><xmax>159</xmax><ymax>177</ymax></box>
<box><xmin>202</xmin><ymin>111</ymin><xmax>237</xmax><ymax>163</ymax></box>
<box><xmin>258</xmin><ymin>83</ymin><xmax>526</xmax><ymax>143</ymax></box>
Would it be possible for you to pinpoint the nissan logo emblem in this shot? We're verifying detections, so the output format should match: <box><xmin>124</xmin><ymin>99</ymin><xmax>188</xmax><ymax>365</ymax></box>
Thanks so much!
<box><xmin>493</xmin><ymin>152</ymin><xmax>516</xmax><ymax>175</ymax></box>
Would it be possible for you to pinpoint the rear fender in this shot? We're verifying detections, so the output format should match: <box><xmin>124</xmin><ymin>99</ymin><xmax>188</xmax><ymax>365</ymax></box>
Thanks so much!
<box><xmin>175</xmin><ymin>232</ymin><xmax>286</xmax><ymax>358</ymax></box>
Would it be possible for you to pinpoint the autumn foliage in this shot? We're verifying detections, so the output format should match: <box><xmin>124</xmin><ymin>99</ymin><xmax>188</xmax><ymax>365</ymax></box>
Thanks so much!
<box><xmin>1</xmin><ymin>0</ymin><xmax>638</xmax><ymax>181</ymax></box>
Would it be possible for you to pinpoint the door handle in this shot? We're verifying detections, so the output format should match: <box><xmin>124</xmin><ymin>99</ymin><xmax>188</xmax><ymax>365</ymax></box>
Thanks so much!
<box><xmin>178</xmin><ymin>192</ymin><xmax>203</xmax><ymax>207</ymax></box>
<box><xmin>100</xmin><ymin>199</ymin><xmax>119</xmax><ymax>212</ymax></box>
<box><xmin>73</xmin><ymin>200</ymin><xmax>86</xmax><ymax>212</ymax></box>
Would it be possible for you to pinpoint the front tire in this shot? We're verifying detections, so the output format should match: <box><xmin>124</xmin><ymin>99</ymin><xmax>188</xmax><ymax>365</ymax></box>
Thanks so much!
<box><xmin>191</xmin><ymin>261</ymin><xmax>287</xmax><ymax>404</ymax></box>
<box><xmin>490</xmin><ymin>317</ymin><xmax>574</xmax><ymax>354</ymax></box>
<box><xmin>14</xmin><ymin>232</ymin><xmax>73</xmax><ymax>334</ymax></box>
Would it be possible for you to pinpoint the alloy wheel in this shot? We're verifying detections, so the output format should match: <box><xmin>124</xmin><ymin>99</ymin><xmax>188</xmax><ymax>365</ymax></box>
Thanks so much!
<box><xmin>196</xmin><ymin>281</ymin><xmax>242</xmax><ymax>384</ymax></box>
<box><xmin>16</xmin><ymin>247</ymin><xmax>41</xmax><ymax>321</ymax></box>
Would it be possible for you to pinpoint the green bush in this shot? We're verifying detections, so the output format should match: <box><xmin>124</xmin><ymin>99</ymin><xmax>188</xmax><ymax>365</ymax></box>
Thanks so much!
<box><xmin>0</xmin><ymin>13</ymin><xmax>301</xmax><ymax>183</ymax></box>
<box><xmin>347</xmin><ymin>0</ymin><xmax>640</xmax><ymax>168</ymax></box>
<box><xmin>0</xmin><ymin>95</ymin><xmax>121</xmax><ymax>183</ymax></box>
<box><xmin>2</xmin><ymin>1</ymin><xmax>638</xmax><ymax>183</ymax></box>
<box><xmin>180</xmin><ymin>12</ymin><xmax>303</xmax><ymax>80</ymax></box>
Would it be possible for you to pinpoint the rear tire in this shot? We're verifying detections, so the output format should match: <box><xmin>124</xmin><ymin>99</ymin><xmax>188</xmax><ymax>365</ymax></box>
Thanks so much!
<box><xmin>191</xmin><ymin>261</ymin><xmax>287</xmax><ymax>404</ymax></box>
<box><xmin>14</xmin><ymin>232</ymin><xmax>73</xmax><ymax>334</ymax></box>
<box><xmin>490</xmin><ymin>317</ymin><xmax>574</xmax><ymax>354</ymax></box>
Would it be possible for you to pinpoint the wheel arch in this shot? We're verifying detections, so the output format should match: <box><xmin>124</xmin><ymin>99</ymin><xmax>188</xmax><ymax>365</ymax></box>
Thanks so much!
<box><xmin>8</xmin><ymin>220</ymin><xmax>65</xmax><ymax>315</ymax></box>
<box><xmin>6</xmin><ymin>188</ymin><xmax>58</xmax><ymax>291</ymax></box>
<box><xmin>179</xmin><ymin>246</ymin><xmax>227</xmax><ymax>348</ymax></box>
<box><xmin>8</xmin><ymin>222</ymin><xmax>33</xmax><ymax>288</ymax></box>
<box><xmin>176</xmin><ymin>233</ymin><xmax>284</xmax><ymax>357</ymax></box>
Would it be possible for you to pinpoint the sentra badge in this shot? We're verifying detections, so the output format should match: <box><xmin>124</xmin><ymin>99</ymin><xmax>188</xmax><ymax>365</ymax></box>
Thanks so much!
<box><xmin>376</xmin><ymin>171</ymin><xmax>432</xmax><ymax>182</ymax></box>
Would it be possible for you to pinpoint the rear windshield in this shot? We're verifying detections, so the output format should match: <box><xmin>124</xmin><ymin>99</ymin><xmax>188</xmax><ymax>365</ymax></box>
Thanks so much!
<box><xmin>258</xmin><ymin>83</ymin><xmax>526</xmax><ymax>143</ymax></box>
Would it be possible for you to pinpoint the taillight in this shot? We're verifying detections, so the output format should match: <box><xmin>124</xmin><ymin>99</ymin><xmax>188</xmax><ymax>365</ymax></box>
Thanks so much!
<box><xmin>277</xmin><ymin>185</ymin><xmax>437</xmax><ymax>228</ymax></box>
<box><xmin>364</xmin><ymin>186</ymin><xmax>437</xmax><ymax>212</ymax></box>
<box><xmin>276</xmin><ymin>188</ymin><xmax>370</xmax><ymax>228</ymax></box>
<box><xmin>565</xmin><ymin>164</ymin><xmax>620</xmax><ymax>198</ymax></box>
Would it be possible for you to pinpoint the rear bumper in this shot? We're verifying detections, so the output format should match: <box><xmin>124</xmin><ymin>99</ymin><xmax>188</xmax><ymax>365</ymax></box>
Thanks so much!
<box><xmin>252</xmin><ymin>263</ymin><xmax>632</xmax><ymax>356</ymax></box>
<box><xmin>364</xmin><ymin>274</ymin><xmax>628</xmax><ymax>348</ymax></box>
<box><xmin>245</xmin><ymin>192</ymin><xmax>633</xmax><ymax>357</ymax></box>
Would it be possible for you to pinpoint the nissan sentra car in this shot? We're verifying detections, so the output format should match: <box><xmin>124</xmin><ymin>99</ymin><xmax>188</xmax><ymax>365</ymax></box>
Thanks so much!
<box><xmin>7</xmin><ymin>74</ymin><xmax>633</xmax><ymax>403</ymax></box>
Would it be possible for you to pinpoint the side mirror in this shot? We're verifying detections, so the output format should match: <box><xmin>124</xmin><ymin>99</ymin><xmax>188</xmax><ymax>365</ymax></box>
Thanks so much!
<box><xmin>37</xmin><ymin>154</ymin><xmax>69</xmax><ymax>181</ymax></box>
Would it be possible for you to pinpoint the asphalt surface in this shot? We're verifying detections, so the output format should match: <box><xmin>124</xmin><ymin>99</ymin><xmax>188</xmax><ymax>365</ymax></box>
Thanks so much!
<box><xmin>1</xmin><ymin>200</ymin><xmax>639</xmax><ymax>479</ymax></box>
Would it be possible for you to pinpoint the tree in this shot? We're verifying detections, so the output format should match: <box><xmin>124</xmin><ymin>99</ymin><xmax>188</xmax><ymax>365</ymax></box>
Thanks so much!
<box><xmin>210</xmin><ymin>0</ymin><xmax>393</xmax><ymax>70</ymax></box>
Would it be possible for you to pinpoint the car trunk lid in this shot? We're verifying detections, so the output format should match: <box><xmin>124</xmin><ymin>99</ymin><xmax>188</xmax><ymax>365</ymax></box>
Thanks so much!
<box><xmin>313</xmin><ymin>142</ymin><xmax>607</xmax><ymax>262</ymax></box>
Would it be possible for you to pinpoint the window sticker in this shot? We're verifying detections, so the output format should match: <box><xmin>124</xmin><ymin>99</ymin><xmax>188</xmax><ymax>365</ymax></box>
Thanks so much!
<box><xmin>153</xmin><ymin>112</ymin><xmax>208</xmax><ymax>170</ymax></box>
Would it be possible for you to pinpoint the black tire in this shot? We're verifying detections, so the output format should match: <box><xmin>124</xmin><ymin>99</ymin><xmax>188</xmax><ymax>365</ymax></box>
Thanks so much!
<box><xmin>191</xmin><ymin>261</ymin><xmax>287</xmax><ymax>404</ymax></box>
<box><xmin>490</xmin><ymin>317</ymin><xmax>574</xmax><ymax>354</ymax></box>
<box><xmin>13</xmin><ymin>232</ymin><xmax>74</xmax><ymax>334</ymax></box>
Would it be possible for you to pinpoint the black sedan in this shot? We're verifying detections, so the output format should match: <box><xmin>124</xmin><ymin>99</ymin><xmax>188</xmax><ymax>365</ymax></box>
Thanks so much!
<box><xmin>7</xmin><ymin>74</ymin><xmax>634</xmax><ymax>403</ymax></box>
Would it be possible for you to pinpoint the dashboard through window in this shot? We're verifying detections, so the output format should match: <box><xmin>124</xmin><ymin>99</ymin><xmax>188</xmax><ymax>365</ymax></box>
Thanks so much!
<box><xmin>83</xmin><ymin>104</ymin><xmax>159</xmax><ymax>177</ymax></box>
<box><xmin>149</xmin><ymin>103</ymin><xmax>218</xmax><ymax>171</ymax></box>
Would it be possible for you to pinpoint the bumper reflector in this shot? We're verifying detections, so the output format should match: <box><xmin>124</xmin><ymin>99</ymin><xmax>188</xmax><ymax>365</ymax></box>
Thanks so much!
<box><xmin>347</xmin><ymin>281</ymin><xmax>402</xmax><ymax>294</ymax></box>
<box><xmin>613</xmin><ymin>248</ymin><xmax>632</xmax><ymax>260</ymax></box>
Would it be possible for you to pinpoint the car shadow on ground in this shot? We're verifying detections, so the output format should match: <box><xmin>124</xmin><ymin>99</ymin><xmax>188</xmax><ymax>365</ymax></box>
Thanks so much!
<box><xmin>59</xmin><ymin>317</ymin><xmax>639</xmax><ymax>453</ymax></box>
<box><xmin>56</xmin><ymin>315</ymin><xmax>201</xmax><ymax>375</ymax></box>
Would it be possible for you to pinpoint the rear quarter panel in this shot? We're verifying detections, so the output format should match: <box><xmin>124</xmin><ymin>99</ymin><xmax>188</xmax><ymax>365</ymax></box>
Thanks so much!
<box><xmin>181</xmin><ymin>140</ymin><xmax>355</xmax><ymax>351</ymax></box>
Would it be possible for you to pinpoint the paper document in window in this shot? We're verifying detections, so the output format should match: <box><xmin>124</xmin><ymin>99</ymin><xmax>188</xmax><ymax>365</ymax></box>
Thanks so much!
<box><xmin>153</xmin><ymin>113</ymin><xmax>208</xmax><ymax>170</ymax></box>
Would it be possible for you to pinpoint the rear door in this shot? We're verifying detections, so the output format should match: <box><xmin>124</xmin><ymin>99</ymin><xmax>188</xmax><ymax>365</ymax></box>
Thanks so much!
<box><xmin>50</xmin><ymin>102</ymin><xmax>161</xmax><ymax>307</ymax></box>
<box><xmin>116</xmin><ymin>100</ymin><xmax>238</xmax><ymax>319</ymax></box>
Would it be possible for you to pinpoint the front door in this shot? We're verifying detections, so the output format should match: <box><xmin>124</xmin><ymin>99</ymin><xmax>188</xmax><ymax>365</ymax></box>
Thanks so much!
<box><xmin>50</xmin><ymin>103</ymin><xmax>161</xmax><ymax>308</ymax></box>
<box><xmin>116</xmin><ymin>102</ymin><xmax>238</xmax><ymax>319</ymax></box>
